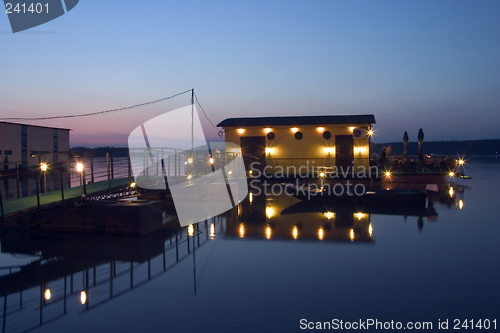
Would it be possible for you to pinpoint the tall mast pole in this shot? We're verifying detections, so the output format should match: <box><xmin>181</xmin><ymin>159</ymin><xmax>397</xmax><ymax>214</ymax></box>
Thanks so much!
<box><xmin>191</xmin><ymin>88</ymin><xmax>194</xmax><ymax>155</ymax></box>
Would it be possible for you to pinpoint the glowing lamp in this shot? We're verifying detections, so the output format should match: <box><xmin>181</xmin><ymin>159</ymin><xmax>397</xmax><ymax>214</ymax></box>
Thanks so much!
<box><xmin>76</xmin><ymin>163</ymin><xmax>83</xmax><ymax>172</ymax></box>
<box><xmin>325</xmin><ymin>147</ymin><xmax>334</xmax><ymax>154</ymax></box>
<box><xmin>325</xmin><ymin>212</ymin><xmax>334</xmax><ymax>220</ymax></box>
<box><xmin>319</xmin><ymin>172</ymin><xmax>325</xmax><ymax>178</ymax></box>
<box><xmin>265</xmin><ymin>148</ymin><xmax>274</xmax><ymax>154</ymax></box>
<box><xmin>266</xmin><ymin>226</ymin><xmax>272</xmax><ymax>240</ymax></box>
<box><xmin>237</xmin><ymin>128</ymin><xmax>245</xmax><ymax>134</ymax></box>
<box><xmin>349</xmin><ymin>127</ymin><xmax>355</xmax><ymax>132</ymax></box>
<box><xmin>188</xmin><ymin>224</ymin><xmax>194</xmax><ymax>236</ymax></box>
<box><xmin>292</xmin><ymin>226</ymin><xmax>298</xmax><ymax>240</ymax></box>
<box><xmin>369</xmin><ymin>223</ymin><xmax>373</xmax><ymax>237</ymax></box>
<box><xmin>449</xmin><ymin>172</ymin><xmax>455</xmax><ymax>177</ymax></box>
<box><xmin>187</xmin><ymin>158</ymin><xmax>193</xmax><ymax>164</ymax></box>
<box><xmin>40</xmin><ymin>163</ymin><xmax>48</xmax><ymax>172</ymax></box>
<box><xmin>350</xmin><ymin>229</ymin><xmax>355</xmax><ymax>241</ymax></box>
<box><xmin>355</xmin><ymin>147</ymin><xmax>365</xmax><ymax>154</ymax></box>
<box><xmin>458</xmin><ymin>159</ymin><xmax>465</xmax><ymax>165</ymax></box>
<box><xmin>187</xmin><ymin>174</ymin><xmax>192</xmax><ymax>180</ymax></box>
<box><xmin>459</xmin><ymin>200</ymin><xmax>464</xmax><ymax>210</ymax></box>
<box><xmin>130</xmin><ymin>182</ymin><xmax>136</xmax><ymax>188</ymax></box>
<box><xmin>264</xmin><ymin>128</ymin><xmax>272</xmax><ymax>133</ymax></box>
<box><xmin>44</xmin><ymin>289</ymin><xmax>51</xmax><ymax>300</ymax></box>
<box><xmin>385</xmin><ymin>171</ymin><xmax>391</xmax><ymax>177</ymax></box>
<box><xmin>368</xmin><ymin>129</ymin><xmax>374</xmax><ymax>136</ymax></box>
<box><xmin>318</xmin><ymin>227</ymin><xmax>324</xmax><ymax>241</ymax></box>
<box><xmin>210</xmin><ymin>158</ymin><xmax>214</xmax><ymax>164</ymax></box>
<box><xmin>291</xmin><ymin>127</ymin><xmax>299</xmax><ymax>133</ymax></box>
<box><xmin>317</xmin><ymin>127</ymin><xmax>325</xmax><ymax>132</ymax></box>
<box><xmin>80</xmin><ymin>291</ymin><xmax>87</xmax><ymax>305</ymax></box>
<box><xmin>239</xmin><ymin>223</ymin><xmax>245</xmax><ymax>238</ymax></box>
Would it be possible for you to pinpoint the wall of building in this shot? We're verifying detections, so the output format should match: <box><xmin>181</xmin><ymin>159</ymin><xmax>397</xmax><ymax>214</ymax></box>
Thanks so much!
<box><xmin>224</xmin><ymin>124</ymin><xmax>372</xmax><ymax>172</ymax></box>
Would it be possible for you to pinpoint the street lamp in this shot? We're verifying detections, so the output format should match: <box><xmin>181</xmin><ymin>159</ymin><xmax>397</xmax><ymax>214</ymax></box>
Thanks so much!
<box><xmin>40</xmin><ymin>163</ymin><xmax>48</xmax><ymax>194</ymax></box>
<box><xmin>76</xmin><ymin>162</ymin><xmax>84</xmax><ymax>197</ymax></box>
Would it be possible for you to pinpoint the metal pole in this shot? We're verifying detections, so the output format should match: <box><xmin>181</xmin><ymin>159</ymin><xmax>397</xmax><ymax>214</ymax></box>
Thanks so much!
<box><xmin>35</xmin><ymin>170</ymin><xmax>40</xmax><ymax>210</ymax></box>
<box><xmin>110</xmin><ymin>151</ymin><xmax>114</xmax><ymax>180</ymax></box>
<box><xmin>127</xmin><ymin>150</ymin><xmax>132</xmax><ymax>184</ymax></box>
<box><xmin>67</xmin><ymin>153</ymin><xmax>71</xmax><ymax>188</ymax></box>
<box><xmin>90</xmin><ymin>153</ymin><xmax>94</xmax><ymax>183</ymax></box>
<box><xmin>0</xmin><ymin>186</ymin><xmax>4</xmax><ymax>225</ymax></box>
<box><xmin>59</xmin><ymin>163</ymin><xmax>65</xmax><ymax>201</ymax></box>
<box><xmin>15</xmin><ymin>163</ymin><xmax>20</xmax><ymax>199</ymax></box>
<box><xmin>106</xmin><ymin>153</ymin><xmax>111</xmax><ymax>191</ymax></box>
<box><xmin>82</xmin><ymin>156</ymin><xmax>87</xmax><ymax>195</ymax></box>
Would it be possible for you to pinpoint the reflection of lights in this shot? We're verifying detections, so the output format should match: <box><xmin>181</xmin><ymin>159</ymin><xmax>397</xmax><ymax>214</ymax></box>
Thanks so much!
<box><xmin>210</xmin><ymin>223</ymin><xmax>215</xmax><ymax>238</ymax></box>
<box><xmin>325</xmin><ymin>212</ymin><xmax>334</xmax><ymax>220</ymax></box>
<box><xmin>80</xmin><ymin>291</ymin><xmax>87</xmax><ymax>305</ymax></box>
<box><xmin>265</xmin><ymin>226</ymin><xmax>272</xmax><ymax>239</ymax></box>
<box><xmin>349</xmin><ymin>127</ymin><xmax>355</xmax><ymax>132</ymax></box>
<box><xmin>369</xmin><ymin>223</ymin><xmax>373</xmax><ymax>237</ymax></box>
<box><xmin>76</xmin><ymin>163</ymin><xmax>83</xmax><ymax>172</ymax></box>
<box><xmin>449</xmin><ymin>171</ymin><xmax>455</xmax><ymax>177</ymax></box>
<box><xmin>325</xmin><ymin>147</ymin><xmax>335</xmax><ymax>154</ymax></box>
<box><xmin>238</xmin><ymin>205</ymin><xmax>241</xmax><ymax>216</ymax></box>
<box><xmin>317</xmin><ymin>127</ymin><xmax>325</xmax><ymax>132</ymax></box>
<box><xmin>188</xmin><ymin>224</ymin><xmax>194</xmax><ymax>236</ymax></box>
<box><xmin>459</xmin><ymin>200</ymin><xmax>464</xmax><ymax>210</ymax></box>
<box><xmin>291</xmin><ymin>127</ymin><xmax>299</xmax><ymax>133</ymax></box>
<box><xmin>249</xmin><ymin>192</ymin><xmax>253</xmax><ymax>203</ymax></box>
<box><xmin>350</xmin><ymin>229</ymin><xmax>355</xmax><ymax>241</ymax></box>
<box><xmin>385</xmin><ymin>171</ymin><xmax>391</xmax><ymax>177</ymax></box>
<box><xmin>237</xmin><ymin>128</ymin><xmax>245</xmax><ymax>134</ymax></box>
<box><xmin>264</xmin><ymin>128</ymin><xmax>272</xmax><ymax>133</ymax></box>
<box><xmin>44</xmin><ymin>289</ymin><xmax>51</xmax><ymax>300</ymax></box>
<box><xmin>239</xmin><ymin>223</ymin><xmax>245</xmax><ymax>238</ymax></box>
<box><xmin>318</xmin><ymin>227</ymin><xmax>324</xmax><ymax>240</ymax></box>
<box><xmin>188</xmin><ymin>158</ymin><xmax>193</xmax><ymax>164</ymax></box>
<box><xmin>266</xmin><ymin>207</ymin><xmax>274</xmax><ymax>219</ymax></box>
<box><xmin>449</xmin><ymin>187</ymin><xmax>454</xmax><ymax>197</ymax></box>
<box><xmin>458</xmin><ymin>159</ymin><xmax>465</xmax><ymax>165</ymax></box>
<box><xmin>210</xmin><ymin>158</ymin><xmax>214</xmax><ymax>164</ymax></box>
<box><xmin>40</xmin><ymin>163</ymin><xmax>47</xmax><ymax>172</ymax></box>
<box><xmin>265</xmin><ymin>147</ymin><xmax>274</xmax><ymax>154</ymax></box>
<box><xmin>292</xmin><ymin>226</ymin><xmax>298</xmax><ymax>239</ymax></box>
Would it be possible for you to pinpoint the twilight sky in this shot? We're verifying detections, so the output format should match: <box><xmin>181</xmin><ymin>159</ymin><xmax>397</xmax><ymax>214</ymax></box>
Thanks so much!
<box><xmin>1</xmin><ymin>0</ymin><xmax>499</xmax><ymax>147</ymax></box>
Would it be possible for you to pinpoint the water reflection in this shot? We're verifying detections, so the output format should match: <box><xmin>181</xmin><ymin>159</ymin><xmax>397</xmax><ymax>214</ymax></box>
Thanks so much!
<box><xmin>0</xmin><ymin>218</ymin><xmax>222</xmax><ymax>333</ymax></box>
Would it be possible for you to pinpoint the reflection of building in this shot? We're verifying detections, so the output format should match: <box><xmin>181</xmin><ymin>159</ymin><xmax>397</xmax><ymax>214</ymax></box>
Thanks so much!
<box><xmin>227</xmin><ymin>189</ymin><xmax>373</xmax><ymax>242</ymax></box>
<box><xmin>218</xmin><ymin>115</ymin><xmax>376</xmax><ymax>175</ymax></box>
<box><xmin>0</xmin><ymin>122</ymin><xmax>70</xmax><ymax>168</ymax></box>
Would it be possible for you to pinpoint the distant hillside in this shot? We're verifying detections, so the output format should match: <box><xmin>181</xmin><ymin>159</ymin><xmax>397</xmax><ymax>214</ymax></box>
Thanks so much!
<box><xmin>373</xmin><ymin>139</ymin><xmax>500</xmax><ymax>156</ymax></box>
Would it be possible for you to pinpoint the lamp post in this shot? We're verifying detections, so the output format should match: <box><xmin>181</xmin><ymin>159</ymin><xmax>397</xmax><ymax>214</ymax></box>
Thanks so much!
<box><xmin>40</xmin><ymin>163</ymin><xmax>48</xmax><ymax>194</ymax></box>
<box><xmin>76</xmin><ymin>162</ymin><xmax>84</xmax><ymax>197</ymax></box>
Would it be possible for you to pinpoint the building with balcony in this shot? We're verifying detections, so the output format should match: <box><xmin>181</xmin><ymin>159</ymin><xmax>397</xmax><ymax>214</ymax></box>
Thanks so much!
<box><xmin>217</xmin><ymin>115</ymin><xmax>376</xmax><ymax>177</ymax></box>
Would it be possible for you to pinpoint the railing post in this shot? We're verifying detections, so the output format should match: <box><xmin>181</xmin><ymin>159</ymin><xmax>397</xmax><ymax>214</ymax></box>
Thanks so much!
<box><xmin>174</xmin><ymin>150</ymin><xmax>177</xmax><ymax>177</ymax></box>
<box><xmin>67</xmin><ymin>153</ymin><xmax>71</xmax><ymax>188</ymax></box>
<box><xmin>110</xmin><ymin>151</ymin><xmax>114</xmax><ymax>180</ymax></box>
<box><xmin>127</xmin><ymin>150</ymin><xmax>132</xmax><ymax>184</ymax></box>
<box><xmin>15</xmin><ymin>163</ymin><xmax>20</xmax><ymax>199</ymax></box>
<box><xmin>82</xmin><ymin>155</ymin><xmax>87</xmax><ymax>195</ymax></box>
<box><xmin>106</xmin><ymin>153</ymin><xmax>111</xmax><ymax>191</ymax></box>
<box><xmin>59</xmin><ymin>163</ymin><xmax>65</xmax><ymax>201</ymax></box>
<box><xmin>35</xmin><ymin>170</ymin><xmax>40</xmax><ymax>210</ymax></box>
<box><xmin>90</xmin><ymin>153</ymin><xmax>94</xmax><ymax>184</ymax></box>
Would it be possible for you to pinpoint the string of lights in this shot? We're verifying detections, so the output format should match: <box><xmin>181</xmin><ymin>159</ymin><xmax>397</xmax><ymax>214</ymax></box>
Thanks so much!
<box><xmin>0</xmin><ymin>89</ymin><xmax>193</xmax><ymax>121</ymax></box>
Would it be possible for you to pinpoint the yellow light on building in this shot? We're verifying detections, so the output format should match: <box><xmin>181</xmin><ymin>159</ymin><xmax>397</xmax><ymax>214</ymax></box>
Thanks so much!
<box><xmin>459</xmin><ymin>200</ymin><xmax>464</xmax><ymax>210</ymax></box>
<box><xmin>325</xmin><ymin>212</ymin><xmax>334</xmax><ymax>220</ymax></box>
<box><xmin>228</xmin><ymin>170</ymin><xmax>232</xmax><ymax>175</ymax></box>
<box><xmin>325</xmin><ymin>147</ymin><xmax>334</xmax><ymax>154</ymax></box>
<box><xmin>265</xmin><ymin>226</ymin><xmax>272</xmax><ymax>239</ymax></box>
<box><xmin>318</xmin><ymin>227</ymin><xmax>324</xmax><ymax>240</ymax></box>
<box><xmin>40</xmin><ymin>163</ymin><xmax>48</xmax><ymax>172</ymax></box>
<box><xmin>237</xmin><ymin>128</ymin><xmax>245</xmax><ymax>134</ymax></box>
<box><xmin>292</xmin><ymin>226</ymin><xmax>298</xmax><ymax>240</ymax></box>
<box><xmin>356</xmin><ymin>212</ymin><xmax>365</xmax><ymax>220</ymax></box>
<box><xmin>239</xmin><ymin>223</ymin><xmax>245</xmax><ymax>238</ymax></box>
<box><xmin>349</xmin><ymin>127</ymin><xmax>355</xmax><ymax>132</ymax></box>
<box><xmin>266</xmin><ymin>206</ymin><xmax>274</xmax><ymax>219</ymax></box>
<box><xmin>265</xmin><ymin>147</ymin><xmax>274</xmax><ymax>154</ymax></box>
<box><xmin>249</xmin><ymin>192</ymin><xmax>253</xmax><ymax>203</ymax></box>
<box><xmin>355</xmin><ymin>147</ymin><xmax>365</xmax><ymax>154</ymax></box>
<box><xmin>317</xmin><ymin>127</ymin><xmax>325</xmax><ymax>132</ymax></box>
<box><xmin>80</xmin><ymin>291</ymin><xmax>87</xmax><ymax>305</ymax></box>
<box><xmin>44</xmin><ymin>289</ymin><xmax>51</xmax><ymax>300</ymax></box>
<box><xmin>368</xmin><ymin>129</ymin><xmax>374</xmax><ymax>136</ymax></box>
<box><xmin>449</xmin><ymin>187</ymin><xmax>454</xmax><ymax>197</ymax></box>
<box><xmin>188</xmin><ymin>224</ymin><xmax>194</xmax><ymax>236</ymax></box>
<box><xmin>291</xmin><ymin>127</ymin><xmax>299</xmax><ymax>133</ymax></box>
<box><xmin>458</xmin><ymin>159</ymin><xmax>465</xmax><ymax>165</ymax></box>
<box><xmin>264</xmin><ymin>128</ymin><xmax>272</xmax><ymax>133</ymax></box>
<box><xmin>350</xmin><ymin>229</ymin><xmax>355</xmax><ymax>241</ymax></box>
<box><xmin>319</xmin><ymin>172</ymin><xmax>325</xmax><ymax>178</ymax></box>
<box><xmin>210</xmin><ymin>223</ymin><xmax>215</xmax><ymax>238</ymax></box>
<box><xmin>369</xmin><ymin>223</ymin><xmax>373</xmax><ymax>237</ymax></box>
<box><xmin>249</xmin><ymin>170</ymin><xmax>253</xmax><ymax>175</ymax></box>
<box><xmin>449</xmin><ymin>171</ymin><xmax>455</xmax><ymax>177</ymax></box>
<box><xmin>76</xmin><ymin>163</ymin><xmax>83</xmax><ymax>172</ymax></box>
<box><xmin>385</xmin><ymin>171</ymin><xmax>391</xmax><ymax>177</ymax></box>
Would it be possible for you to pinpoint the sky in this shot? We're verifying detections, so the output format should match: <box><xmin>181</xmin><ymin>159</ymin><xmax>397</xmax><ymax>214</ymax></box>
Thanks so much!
<box><xmin>1</xmin><ymin>0</ymin><xmax>499</xmax><ymax>147</ymax></box>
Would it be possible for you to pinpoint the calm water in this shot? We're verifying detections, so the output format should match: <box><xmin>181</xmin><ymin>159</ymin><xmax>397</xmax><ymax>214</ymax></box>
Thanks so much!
<box><xmin>1</xmin><ymin>158</ymin><xmax>499</xmax><ymax>332</ymax></box>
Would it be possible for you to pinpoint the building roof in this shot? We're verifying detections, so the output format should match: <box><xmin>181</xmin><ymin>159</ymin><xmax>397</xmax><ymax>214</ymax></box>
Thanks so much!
<box><xmin>0</xmin><ymin>121</ymin><xmax>71</xmax><ymax>131</ymax></box>
<box><xmin>217</xmin><ymin>115</ymin><xmax>376</xmax><ymax>127</ymax></box>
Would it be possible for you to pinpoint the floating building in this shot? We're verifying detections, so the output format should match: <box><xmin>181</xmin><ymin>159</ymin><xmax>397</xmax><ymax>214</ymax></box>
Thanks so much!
<box><xmin>218</xmin><ymin>115</ymin><xmax>376</xmax><ymax>175</ymax></box>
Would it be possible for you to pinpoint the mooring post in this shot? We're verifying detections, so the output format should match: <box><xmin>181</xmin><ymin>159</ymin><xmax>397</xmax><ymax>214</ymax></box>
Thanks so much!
<box><xmin>106</xmin><ymin>153</ymin><xmax>111</xmax><ymax>191</ymax></box>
